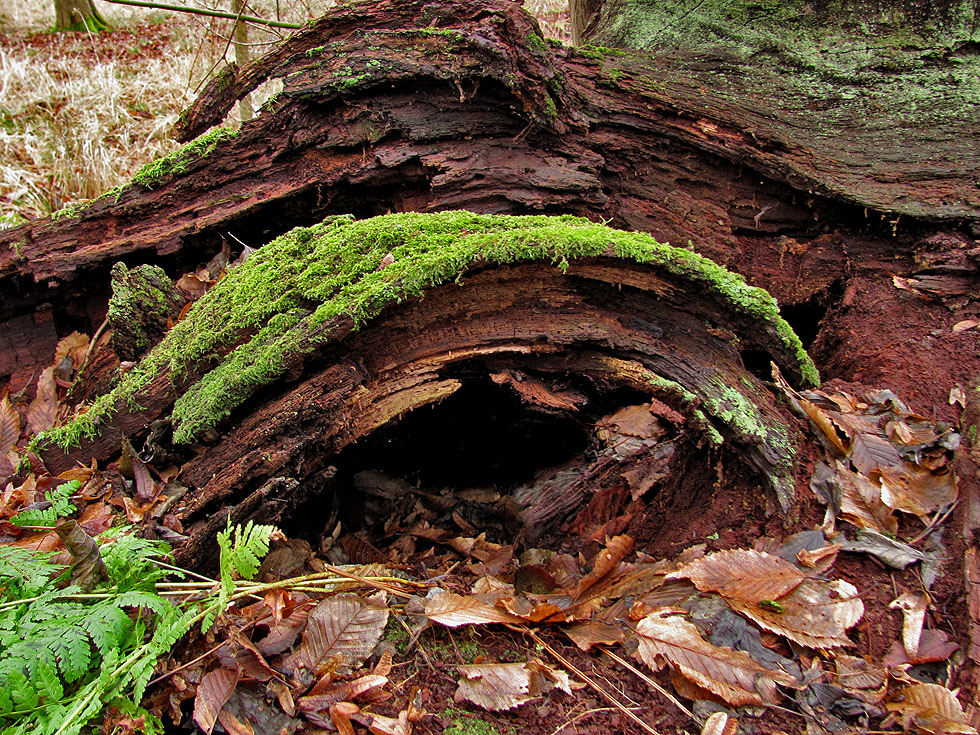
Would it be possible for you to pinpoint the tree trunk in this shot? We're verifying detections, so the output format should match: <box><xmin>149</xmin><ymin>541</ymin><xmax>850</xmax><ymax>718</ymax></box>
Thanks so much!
<box><xmin>54</xmin><ymin>0</ymin><xmax>109</xmax><ymax>31</ymax></box>
<box><xmin>1</xmin><ymin>0</ymin><xmax>979</xmax><ymax>714</ymax></box>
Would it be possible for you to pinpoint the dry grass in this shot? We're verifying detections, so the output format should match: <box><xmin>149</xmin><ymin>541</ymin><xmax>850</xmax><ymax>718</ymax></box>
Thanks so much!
<box><xmin>0</xmin><ymin>0</ymin><xmax>567</xmax><ymax>228</ymax></box>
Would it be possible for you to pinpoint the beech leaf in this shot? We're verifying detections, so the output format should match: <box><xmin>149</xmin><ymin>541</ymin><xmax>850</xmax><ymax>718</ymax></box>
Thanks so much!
<box><xmin>634</xmin><ymin>611</ymin><xmax>798</xmax><ymax>706</ymax></box>
<box><xmin>666</xmin><ymin>548</ymin><xmax>805</xmax><ymax>603</ymax></box>
<box><xmin>836</xmin><ymin>461</ymin><xmax>898</xmax><ymax>535</ymax></box>
<box><xmin>424</xmin><ymin>591</ymin><xmax>526</xmax><ymax>627</ymax></box>
<box><xmin>55</xmin><ymin>520</ymin><xmax>108</xmax><ymax>592</ymax></box>
<box><xmin>27</xmin><ymin>366</ymin><xmax>58</xmax><ymax>435</ymax></box>
<box><xmin>0</xmin><ymin>395</ymin><xmax>19</xmax><ymax>455</ymax></box>
<box><xmin>284</xmin><ymin>593</ymin><xmax>388</xmax><ymax>673</ymax></box>
<box><xmin>886</xmin><ymin>683</ymin><xmax>977</xmax><ymax>734</ymax></box>
<box><xmin>455</xmin><ymin>661</ymin><xmax>571</xmax><ymax>711</ymax></box>
<box><xmin>726</xmin><ymin>579</ymin><xmax>864</xmax><ymax>649</ymax></box>
<box><xmin>193</xmin><ymin>667</ymin><xmax>240</xmax><ymax>735</ymax></box>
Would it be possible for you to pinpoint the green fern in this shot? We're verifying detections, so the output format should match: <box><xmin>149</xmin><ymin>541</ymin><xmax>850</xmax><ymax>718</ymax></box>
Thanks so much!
<box><xmin>10</xmin><ymin>481</ymin><xmax>79</xmax><ymax>528</ymax></box>
<box><xmin>0</xmin><ymin>510</ymin><xmax>275</xmax><ymax>734</ymax></box>
<box><xmin>202</xmin><ymin>518</ymin><xmax>275</xmax><ymax>632</ymax></box>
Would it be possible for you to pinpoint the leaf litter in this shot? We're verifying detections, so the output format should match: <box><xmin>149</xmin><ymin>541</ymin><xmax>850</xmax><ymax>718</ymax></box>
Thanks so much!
<box><xmin>0</xmin><ymin>320</ymin><xmax>975</xmax><ymax>734</ymax></box>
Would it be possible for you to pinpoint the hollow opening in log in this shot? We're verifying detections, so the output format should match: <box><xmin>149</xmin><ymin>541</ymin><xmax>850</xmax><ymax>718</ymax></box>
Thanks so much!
<box><xmin>277</xmin><ymin>356</ymin><xmax>757</xmax><ymax>558</ymax></box>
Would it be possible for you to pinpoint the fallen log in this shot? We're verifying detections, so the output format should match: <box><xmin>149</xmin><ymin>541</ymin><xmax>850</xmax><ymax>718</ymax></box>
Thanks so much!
<box><xmin>30</xmin><ymin>211</ymin><xmax>815</xmax><ymax>564</ymax></box>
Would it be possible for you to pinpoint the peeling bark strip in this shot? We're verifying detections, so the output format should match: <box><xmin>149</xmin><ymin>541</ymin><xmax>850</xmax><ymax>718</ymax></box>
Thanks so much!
<box><xmin>33</xmin><ymin>212</ymin><xmax>810</xmax><ymax>562</ymax></box>
<box><xmin>2</xmin><ymin>0</ymin><xmax>978</xmax><ymax>388</ymax></box>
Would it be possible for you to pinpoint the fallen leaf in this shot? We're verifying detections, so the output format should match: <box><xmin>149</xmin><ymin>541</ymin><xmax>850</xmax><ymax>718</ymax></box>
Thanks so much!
<box><xmin>634</xmin><ymin>610</ymin><xmax>798</xmax><ymax>705</ymax></box>
<box><xmin>364</xmin><ymin>710</ymin><xmax>413</xmax><ymax>735</ymax></box>
<box><xmin>837</xmin><ymin>530</ymin><xmax>929</xmax><ymax>570</ymax></box>
<box><xmin>563</xmin><ymin>619</ymin><xmax>625</xmax><ymax>650</ymax></box>
<box><xmin>193</xmin><ymin>667</ymin><xmax>240</xmax><ymax>735</ymax></box>
<box><xmin>28</xmin><ymin>367</ymin><xmax>58</xmax><ymax>435</ymax></box>
<box><xmin>878</xmin><ymin>465</ymin><xmax>957</xmax><ymax>519</ymax></box>
<box><xmin>54</xmin><ymin>331</ymin><xmax>90</xmax><ymax>369</ymax></box>
<box><xmin>796</xmin><ymin>543</ymin><xmax>841</xmax><ymax>570</ymax></box>
<box><xmin>455</xmin><ymin>660</ymin><xmax>570</xmax><ymax>711</ymax></box>
<box><xmin>833</xmin><ymin>655</ymin><xmax>888</xmax><ymax>704</ymax></box>
<box><xmin>889</xmin><ymin>592</ymin><xmax>929</xmax><ymax>659</ymax></box>
<box><xmin>0</xmin><ymin>395</ymin><xmax>20</xmax><ymax>455</ymax></box>
<box><xmin>726</xmin><ymin>579</ymin><xmax>864</xmax><ymax>649</ymax></box>
<box><xmin>571</xmin><ymin>534</ymin><xmax>633</xmax><ymax>600</ymax></box>
<box><xmin>837</xmin><ymin>462</ymin><xmax>898</xmax><ymax>535</ymax></box>
<box><xmin>298</xmin><ymin>675</ymin><xmax>388</xmax><ymax>712</ymax></box>
<box><xmin>284</xmin><ymin>593</ymin><xmax>388</xmax><ymax>674</ymax></box>
<box><xmin>424</xmin><ymin>591</ymin><xmax>526</xmax><ymax>627</ymax></box>
<box><xmin>884</xmin><ymin>629</ymin><xmax>960</xmax><ymax>666</ymax></box>
<box><xmin>667</xmin><ymin>548</ymin><xmax>805</xmax><ymax>603</ymax></box>
<box><xmin>886</xmin><ymin>683</ymin><xmax>977</xmax><ymax>734</ymax></box>
<box><xmin>55</xmin><ymin>520</ymin><xmax>108</xmax><ymax>592</ymax></box>
<box><xmin>949</xmin><ymin>385</ymin><xmax>967</xmax><ymax>408</ymax></box>
<box><xmin>701</xmin><ymin>712</ymin><xmax>737</xmax><ymax>735</ymax></box>
<box><xmin>850</xmin><ymin>431</ymin><xmax>903</xmax><ymax>476</ymax></box>
<box><xmin>329</xmin><ymin>703</ymin><xmax>357</xmax><ymax>735</ymax></box>
<box><xmin>952</xmin><ymin>318</ymin><xmax>980</xmax><ymax>333</ymax></box>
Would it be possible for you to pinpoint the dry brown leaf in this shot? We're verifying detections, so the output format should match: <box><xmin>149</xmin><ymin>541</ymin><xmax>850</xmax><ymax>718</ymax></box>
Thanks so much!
<box><xmin>364</xmin><ymin>711</ymin><xmax>413</xmax><ymax>735</ymax></box>
<box><xmin>597</xmin><ymin>404</ymin><xmax>664</xmax><ymax>441</ymax></box>
<box><xmin>564</xmin><ymin>619</ymin><xmax>625</xmax><ymax>650</ymax></box>
<box><xmin>726</xmin><ymin>579</ymin><xmax>864</xmax><ymax>649</ymax></box>
<box><xmin>0</xmin><ymin>395</ymin><xmax>20</xmax><ymax>456</ymax></box>
<box><xmin>797</xmin><ymin>394</ymin><xmax>850</xmax><ymax>455</ymax></box>
<box><xmin>284</xmin><ymin>593</ymin><xmax>388</xmax><ymax>673</ymax></box>
<box><xmin>884</xmin><ymin>629</ymin><xmax>960</xmax><ymax>667</ymax></box>
<box><xmin>54</xmin><ymin>331</ymin><xmax>90</xmax><ymax>369</ymax></box>
<box><xmin>850</xmin><ymin>431</ymin><xmax>904</xmax><ymax>476</ymax></box>
<box><xmin>886</xmin><ymin>683</ymin><xmax>978</xmax><ymax>734</ymax></box>
<box><xmin>889</xmin><ymin>592</ymin><xmax>929</xmax><ymax>659</ymax></box>
<box><xmin>455</xmin><ymin>661</ymin><xmax>571</xmax><ymax>711</ymax></box>
<box><xmin>878</xmin><ymin>465</ymin><xmax>957</xmax><ymax>519</ymax></box>
<box><xmin>701</xmin><ymin>712</ymin><xmax>737</xmax><ymax>735</ymax></box>
<box><xmin>837</xmin><ymin>461</ymin><xmax>898</xmax><ymax>535</ymax></box>
<box><xmin>193</xmin><ymin>667</ymin><xmax>240</xmax><ymax>735</ymax></box>
<box><xmin>329</xmin><ymin>703</ymin><xmax>356</xmax><ymax>735</ymax></box>
<box><xmin>952</xmin><ymin>318</ymin><xmax>980</xmax><ymax>333</ymax></box>
<box><xmin>634</xmin><ymin>610</ymin><xmax>798</xmax><ymax>706</ymax></box>
<box><xmin>55</xmin><ymin>520</ymin><xmax>108</xmax><ymax>592</ymax></box>
<box><xmin>834</xmin><ymin>655</ymin><xmax>888</xmax><ymax>704</ymax></box>
<box><xmin>572</xmin><ymin>534</ymin><xmax>633</xmax><ymax>600</ymax></box>
<box><xmin>298</xmin><ymin>675</ymin><xmax>388</xmax><ymax>712</ymax></box>
<box><xmin>424</xmin><ymin>591</ymin><xmax>526</xmax><ymax>627</ymax></box>
<box><xmin>27</xmin><ymin>367</ymin><xmax>58</xmax><ymax>435</ymax></box>
<box><xmin>796</xmin><ymin>543</ymin><xmax>841</xmax><ymax>570</ymax></box>
<box><xmin>666</xmin><ymin>548</ymin><xmax>805</xmax><ymax>603</ymax></box>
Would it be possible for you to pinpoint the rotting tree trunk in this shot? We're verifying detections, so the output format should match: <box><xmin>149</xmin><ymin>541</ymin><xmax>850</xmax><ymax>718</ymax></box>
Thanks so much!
<box><xmin>1</xmin><ymin>0</ymin><xmax>979</xmax><ymax>712</ymax></box>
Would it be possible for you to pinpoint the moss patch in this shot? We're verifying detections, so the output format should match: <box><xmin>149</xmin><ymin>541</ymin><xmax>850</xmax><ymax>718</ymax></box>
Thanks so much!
<box><xmin>36</xmin><ymin>211</ymin><xmax>817</xmax><ymax>453</ymax></box>
<box><xmin>131</xmin><ymin>128</ymin><xmax>237</xmax><ymax>190</ymax></box>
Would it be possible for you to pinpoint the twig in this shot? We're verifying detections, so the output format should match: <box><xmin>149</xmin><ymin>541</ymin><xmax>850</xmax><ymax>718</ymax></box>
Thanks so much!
<box><xmin>910</xmin><ymin>500</ymin><xmax>958</xmax><ymax>545</ymax></box>
<box><xmin>322</xmin><ymin>564</ymin><xmax>423</xmax><ymax>599</ymax></box>
<box><xmin>600</xmin><ymin>647</ymin><xmax>695</xmax><ymax>719</ymax></box>
<box><xmin>549</xmin><ymin>707</ymin><xmax>619</xmax><ymax>735</ymax></box>
<box><xmin>522</xmin><ymin>629</ymin><xmax>662</xmax><ymax>735</ymax></box>
<box><xmin>99</xmin><ymin>0</ymin><xmax>303</xmax><ymax>29</ymax></box>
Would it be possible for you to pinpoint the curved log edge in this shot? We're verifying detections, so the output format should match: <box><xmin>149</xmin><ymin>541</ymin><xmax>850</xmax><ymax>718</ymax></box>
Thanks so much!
<box><xmin>32</xmin><ymin>213</ymin><xmax>814</xmax><ymax>524</ymax></box>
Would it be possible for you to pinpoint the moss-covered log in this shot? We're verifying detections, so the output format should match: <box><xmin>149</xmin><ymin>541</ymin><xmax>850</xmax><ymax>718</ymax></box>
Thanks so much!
<box><xmin>32</xmin><ymin>211</ymin><xmax>815</xmax><ymax>564</ymax></box>
<box><xmin>2</xmin><ymin>0</ymin><xmax>977</xmax><ymax>398</ymax></box>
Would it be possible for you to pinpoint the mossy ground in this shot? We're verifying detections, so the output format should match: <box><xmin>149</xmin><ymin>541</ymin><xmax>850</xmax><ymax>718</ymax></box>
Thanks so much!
<box><xmin>36</xmin><ymin>211</ymin><xmax>816</xmax><ymax>454</ymax></box>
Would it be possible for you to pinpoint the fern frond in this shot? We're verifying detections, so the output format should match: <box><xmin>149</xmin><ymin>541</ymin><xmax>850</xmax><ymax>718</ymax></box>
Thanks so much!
<box><xmin>10</xmin><ymin>482</ymin><xmax>79</xmax><ymax>529</ymax></box>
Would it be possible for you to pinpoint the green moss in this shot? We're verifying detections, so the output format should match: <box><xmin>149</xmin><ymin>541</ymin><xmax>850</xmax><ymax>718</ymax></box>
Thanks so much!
<box><xmin>575</xmin><ymin>45</ymin><xmax>627</xmax><ymax>60</ymax></box>
<box><xmin>49</xmin><ymin>203</ymin><xmax>82</xmax><ymax>221</ymax></box>
<box><xmin>443</xmin><ymin>708</ymin><xmax>513</xmax><ymax>735</ymax></box>
<box><xmin>36</xmin><ymin>211</ymin><xmax>815</xmax><ymax>452</ymax></box>
<box><xmin>967</xmin><ymin>424</ymin><xmax>978</xmax><ymax>445</ymax></box>
<box><xmin>131</xmin><ymin>128</ymin><xmax>238</xmax><ymax>190</ymax></box>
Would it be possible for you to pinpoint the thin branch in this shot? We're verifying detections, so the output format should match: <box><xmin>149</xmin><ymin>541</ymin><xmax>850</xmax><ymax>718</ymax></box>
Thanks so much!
<box><xmin>99</xmin><ymin>0</ymin><xmax>303</xmax><ymax>29</ymax></box>
<box><xmin>522</xmin><ymin>628</ymin><xmax>662</xmax><ymax>735</ymax></box>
